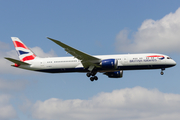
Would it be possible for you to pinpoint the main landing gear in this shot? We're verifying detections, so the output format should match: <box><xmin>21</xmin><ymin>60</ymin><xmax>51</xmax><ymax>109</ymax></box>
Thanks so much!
<box><xmin>160</xmin><ymin>68</ymin><xmax>165</xmax><ymax>75</ymax></box>
<box><xmin>86</xmin><ymin>72</ymin><xmax>98</xmax><ymax>81</ymax></box>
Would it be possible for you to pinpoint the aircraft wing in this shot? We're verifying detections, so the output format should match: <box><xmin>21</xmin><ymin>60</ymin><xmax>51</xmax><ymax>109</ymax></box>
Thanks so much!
<box><xmin>5</xmin><ymin>57</ymin><xmax>30</xmax><ymax>65</ymax></box>
<box><xmin>47</xmin><ymin>37</ymin><xmax>101</xmax><ymax>68</ymax></box>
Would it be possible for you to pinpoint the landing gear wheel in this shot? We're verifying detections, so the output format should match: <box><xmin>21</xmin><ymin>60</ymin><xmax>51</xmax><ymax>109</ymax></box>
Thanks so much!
<box><xmin>91</xmin><ymin>72</ymin><xmax>96</xmax><ymax>76</ymax></box>
<box><xmin>87</xmin><ymin>71</ymin><xmax>98</xmax><ymax>81</ymax></box>
<box><xmin>86</xmin><ymin>72</ymin><xmax>91</xmax><ymax>77</ymax></box>
<box><xmin>160</xmin><ymin>68</ymin><xmax>165</xmax><ymax>75</ymax></box>
<box><xmin>94</xmin><ymin>76</ymin><xmax>98</xmax><ymax>80</ymax></box>
<box><xmin>161</xmin><ymin>71</ymin><xmax>164</xmax><ymax>75</ymax></box>
<box><xmin>90</xmin><ymin>76</ymin><xmax>98</xmax><ymax>81</ymax></box>
<box><xmin>90</xmin><ymin>77</ymin><xmax>94</xmax><ymax>81</ymax></box>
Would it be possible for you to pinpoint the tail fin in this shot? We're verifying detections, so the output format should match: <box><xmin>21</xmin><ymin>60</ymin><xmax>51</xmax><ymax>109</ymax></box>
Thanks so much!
<box><xmin>11</xmin><ymin>37</ymin><xmax>36</xmax><ymax>61</ymax></box>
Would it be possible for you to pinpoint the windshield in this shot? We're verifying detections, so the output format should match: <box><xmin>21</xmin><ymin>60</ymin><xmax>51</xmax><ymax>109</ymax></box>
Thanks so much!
<box><xmin>167</xmin><ymin>57</ymin><xmax>172</xmax><ymax>59</ymax></box>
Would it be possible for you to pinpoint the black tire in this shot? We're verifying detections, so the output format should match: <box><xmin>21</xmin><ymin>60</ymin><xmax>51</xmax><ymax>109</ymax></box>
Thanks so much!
<box><xmin>91</xmin><ymin>72</ymin><xmax>96</xmax><ymax>76</ymax></box>
<box><xmin>161</xmin><ymin>72</ymin><xmax>164</xmax><ymax>75</ymax></box>
<box><xmin>87</xmin><ymin>72</ymin><xmax>91</xmax><ymax>77</ymax></box>
<box><xmin>90</xmin><ymin>77</ymin><xmax>94</xmax><ymax>81</ymax></box>
<box><xmin>94</xmin><ymin>76</ymin><xmax>98</xmax><ymax>80</ymax></box>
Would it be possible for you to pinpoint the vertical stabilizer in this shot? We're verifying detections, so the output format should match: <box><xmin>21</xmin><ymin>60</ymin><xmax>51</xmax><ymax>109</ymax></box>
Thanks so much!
<box><xmin>11</xmin><ymin>37</ymin><xmax>36</xmax><ymax>61</ymax></box>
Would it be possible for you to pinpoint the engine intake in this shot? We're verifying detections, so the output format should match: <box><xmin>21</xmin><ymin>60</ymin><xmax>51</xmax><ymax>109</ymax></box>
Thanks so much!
<box><xmin>100</xmin><ymin>59</ymin><xmax>118</xmax><ymax>69</ymax></box>
<box><xmin>104</xmin><ymin>70</ymin><xmax>123</xmax><ymax>78</ymax></box>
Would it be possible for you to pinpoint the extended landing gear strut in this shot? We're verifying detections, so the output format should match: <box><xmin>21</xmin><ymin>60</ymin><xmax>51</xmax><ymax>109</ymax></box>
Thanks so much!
<box><xmin>160</xmin><ymin>68</ymin><xmax>165</xmax><ymax>75</ymax></box>
<box><xmin>86</xmin><ymin>72</ymin><xmax>98</xmax><ymax>81</ymax></box>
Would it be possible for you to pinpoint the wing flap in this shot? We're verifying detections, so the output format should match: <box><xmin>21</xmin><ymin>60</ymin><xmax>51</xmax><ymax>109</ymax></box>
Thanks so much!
<box><xmin>5</xmin><ymin>57</ymin><xmax>30</xmax><ymax>65</ymax></box>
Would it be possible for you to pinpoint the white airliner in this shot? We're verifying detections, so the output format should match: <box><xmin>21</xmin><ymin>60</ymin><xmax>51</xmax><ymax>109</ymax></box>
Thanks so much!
<box><xmin>5</xmin><ymin>37</ymin><xmax>176</xmax><ymax>81</ymax></box>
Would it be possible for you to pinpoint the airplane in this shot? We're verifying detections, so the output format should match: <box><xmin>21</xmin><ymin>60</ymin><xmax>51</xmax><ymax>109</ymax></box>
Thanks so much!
<box><xmin>5</xmin><ymin>37</ymin><xmax>176</xmax><ymax>81</ymax></box>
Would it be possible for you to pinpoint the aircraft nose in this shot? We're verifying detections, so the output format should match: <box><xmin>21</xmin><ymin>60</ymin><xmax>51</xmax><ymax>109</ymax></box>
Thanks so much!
<box><xmin>172</xmin><ymin>59</ymin><xmax>176</xmax><ymax>66</ymax></box>
<box><xmin>170</xmin><ymin>59</ymin><xmax>176</xmax><ymax>66</ymax></box>
<box><xmin>166</xmin><ymin>59</ymin><xmax>176</xmax><ymax>67</ymax></box>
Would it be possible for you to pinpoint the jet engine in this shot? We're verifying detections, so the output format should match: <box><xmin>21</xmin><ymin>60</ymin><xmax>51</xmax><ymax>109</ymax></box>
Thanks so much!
<box><xmin>104</xmin><ymin>70</ymin><xmax>123</xmax><ymax>78</ymax></box>
<box><xmin>100</xmin><ymin>59</ymin><xmax>118</xmax><ymax>69</ymax></box>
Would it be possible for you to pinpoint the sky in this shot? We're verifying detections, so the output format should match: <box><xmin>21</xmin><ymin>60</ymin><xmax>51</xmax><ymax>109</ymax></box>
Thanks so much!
<box><xmin>0</xmin><ymin>0</ymin><xmax>180</xmax><ymax>120</ymax></box>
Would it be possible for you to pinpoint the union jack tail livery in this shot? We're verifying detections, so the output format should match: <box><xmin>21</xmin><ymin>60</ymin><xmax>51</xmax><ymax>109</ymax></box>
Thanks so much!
<box><xmin>11</xmin><ymin>37</ymin><xmax>36</xmax><ymax>61</ymax></box>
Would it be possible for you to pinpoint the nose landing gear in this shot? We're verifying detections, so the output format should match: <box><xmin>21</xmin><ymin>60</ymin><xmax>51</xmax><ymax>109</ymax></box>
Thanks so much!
<box><xmin>160</xmin><ymin>71</ymin><xmax>164</xmax><ymax>75</ymax></box>
<box><xmin>160</xmin><ymin>68</ymin><xmax>165</xmax><ymax>75</ymax></box>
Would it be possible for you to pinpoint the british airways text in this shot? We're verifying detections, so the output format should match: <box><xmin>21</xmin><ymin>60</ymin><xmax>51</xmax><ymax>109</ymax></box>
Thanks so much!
<box><xmin>130</xmin><ymin>59</ymin><xmax>157</xmax><ymax>63</ymax></box>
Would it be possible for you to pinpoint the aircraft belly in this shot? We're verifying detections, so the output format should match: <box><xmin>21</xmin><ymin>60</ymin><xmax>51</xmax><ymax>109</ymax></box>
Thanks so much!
<box><xmin>34</xmin><ymin>67</ymin><xmax>87</xmax><ymax>73</ymax></box>
<box><xmin>119</xmin><ymin>64</ymin><xmax>173</xmax><ymax>70</ymax></box>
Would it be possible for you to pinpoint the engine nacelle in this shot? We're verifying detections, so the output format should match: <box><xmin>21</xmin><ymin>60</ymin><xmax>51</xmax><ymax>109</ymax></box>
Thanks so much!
<box><xmin>104</xmin><ymin>70</ymin><xmax>123</xmax><ymax>78</ymax></box>
<box><xmin>100</xmin><ymin>59</ymin><xmax>118</xmax><ymax>69</ymax></box>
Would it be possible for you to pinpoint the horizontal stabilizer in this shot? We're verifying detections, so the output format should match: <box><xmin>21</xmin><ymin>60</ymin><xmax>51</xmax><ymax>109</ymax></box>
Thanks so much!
<box><xmin>4</xmin><ymin>57</ymin><xmax>30</xmax><ymax>65</ymax></box>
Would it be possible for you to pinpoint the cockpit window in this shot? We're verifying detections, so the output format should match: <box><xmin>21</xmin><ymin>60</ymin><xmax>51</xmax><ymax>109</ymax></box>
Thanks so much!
<box><xmin>167</xmin><ymin>57</ymin><xmax>171</xmax><ymax>59</ymax></box>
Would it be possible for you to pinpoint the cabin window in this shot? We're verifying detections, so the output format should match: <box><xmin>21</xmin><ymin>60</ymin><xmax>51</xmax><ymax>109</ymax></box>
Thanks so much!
<box><xmin>53</xmin><ymin>60</ymin><xmax>77</xmax><ymax>63</ymax></box>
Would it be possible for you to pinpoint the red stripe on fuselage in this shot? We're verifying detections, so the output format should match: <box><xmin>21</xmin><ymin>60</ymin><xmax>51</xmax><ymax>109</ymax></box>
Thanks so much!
<box><xmin>147</xmin><ymin>55</ymin><xmax>164</xmax><ymax>57</ymax></box>
<box><xmin>13</xmin><ymin>41</ymin><xmax>28</xmax><ymax>49</ymax></box>
<box><xmin>21</xmin><ymin>54</ymin><xmax>36</xmax><ymax>61</ymax></box>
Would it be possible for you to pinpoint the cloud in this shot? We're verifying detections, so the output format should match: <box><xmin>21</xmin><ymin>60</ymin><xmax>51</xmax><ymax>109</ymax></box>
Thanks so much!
<box><xmin>115</xmin><ymin>7</ymin><xmax>180</xmax><ymax>53</ymax></box>
<box><xmin>0</xmin><ymin>94</ymin><xmax>17</xmax><ymax>120</ymax></box>
<box><xmin>31</xmin><ymin>47</ymin><xmax>57</xmax><ymax>58</ymax></box>
<box><xmin>30</xmin><ymin>87</ymin><xmax>180</xmax><ymax>120</ymax></box>
<box><xmin>1</xmin><ymin>41</ymin><xmax>57</xmax><ymax>74</ymax></box>
<box><xmin>0</xmin><ymin>41</ymin><xmax>10</xmax><ymax>50</ymax></box>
